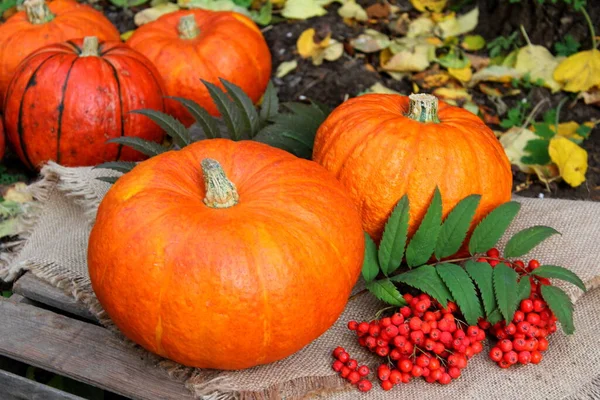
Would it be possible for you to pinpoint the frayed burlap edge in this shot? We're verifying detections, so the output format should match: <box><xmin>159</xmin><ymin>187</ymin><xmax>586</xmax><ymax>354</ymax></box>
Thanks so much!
<box><xmin>0</xmin><ymin>163</ymin><xmax>354</xmax><ymax>400</ymax></box>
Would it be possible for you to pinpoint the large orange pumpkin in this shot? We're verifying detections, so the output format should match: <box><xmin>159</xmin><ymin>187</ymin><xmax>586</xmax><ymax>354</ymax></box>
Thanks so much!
<box><xmin>0</xmin><ymin>0</ymin><xmax>120</xmax><ymax>108</ymax></box>
<box><xmin>88</xmin><ymin>139</ymin><xmax>365</xmax><ymax>370</ymax></box>
<box><xmin>313</xmin><ymin>93</ymin><xmax>512</xmax><ymax>243</ymax></box>
<box><xmin>126</xmin><ymin>10</ymin><xmax>271</xmax><ymax>127</ymax></box>
<box><xmin>3</xmin><ymin>37</ymin><xmax>166</xmax><ymax>170</ymax></box>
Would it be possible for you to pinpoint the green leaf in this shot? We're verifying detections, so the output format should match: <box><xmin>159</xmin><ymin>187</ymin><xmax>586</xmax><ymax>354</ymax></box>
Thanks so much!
<box><xmin>366</xmin><ymin>279</ymin><xmax>406</xmax><ymax>306</ymax></box>
<box><xmin>575</xmin><ymin>124</ymin><xmax>592</xmax><ymax>139</ymax></box>
<box><xmin>436</xmin><ymin>263</ymin><xmax>484</xmax><ymax>325</ymax></box>
<box><xmin>259</xmin><ymin>81</ymin><xmax>279</xmax><ymax>125</ymax></box>
<box><xmin>435</xmin><ymin>194</ymin><xmax>481</xmax><ymax>259</ymax></box>
<box><xmin>108</xmin><ymin>0</ymin><xmax>149</xmax><ymax>7</ymax></box>
<box><xmin>391</xmin><ymin>265</ymin><xmax>452</xmax><ymax>307</ymax></box>
<box><xmin>96</xmin><ymin>176</ymin><xmax>119</xmax><ymax>184</ymax></box>
<box><xmin>202</xmin><ymin>80</ymin><xmax>246</xmax><ymax>141</ymax></box>
<box><xmin>406</xmin><ymin>188</ymin><xmax>443</xmax><ymax>267</ymax></box>
<box><xmin>130</xmin><ymin>109</ymin><xmax>190</xmax><ymax>148</ymax></box>
<box><xmin>107</xmin><ymin>137</ymin><xmax>167</xmax><ymax>157</ymax></box>
<box><xmin>378</xmin><ymin>195</ymin><xmax>409</xmax><ymax>276</ymax></box>
<box><xmin>517</xmin><ymin>277</ymin><xmax>531</xmax><ymax>302</ymax></box>
<box><xmin>362</xmin><ymin>233</ymin><xmax>380</xmax><ymax>282</ymax></box>
<box><xmin>95</xmin><ymin>161</ymin><xmax>136</xmax><ymax>174</ymax></box>
<box><xmin>0</xmin><ymin>0</ymin><xmax>16</xmax><ymax>14</ymax></box>
<box><xmin>250</xmin><ymin>0</ymin><xmax>272</xmax><ymax>25</ymax></box>
<box><xmin>469</xmin><ymin>201</ymin><xmax>521</xmax><ymax>254</ymax></box>
<box><xmin>504</xmin><ymin>226</ymin><xmax>560</xmax><ymax>258</ymax></box>
<box><xmin>533</xmin><ymin>265</ymin><xmax>586</xmax><ymax>292</ymax></box>
<box><xmin>540</xmin><ymin>285</ymin><xmax>575</xmax><ymax>334</ymax></box>
<box><xmin>521</xmin><ymin>139</ymin><xmax>551</xmax><ymax>165</ymax></box>
<box><xmin>169</xmin><ymin>97</ymin><xmax>220</xmax><ymax>139</ymax></box>
<box><xmin>493</xmin><ymin>264</ymin><xmax>520</xmax><ymax>323</ymax></box>
<box><xmin>532</xmin><ymin>123</ymin><xmax>556</xmax><ymax>139</ymax></box>
<box><xmin>465</xmin><ymin>260</ymin><xmax>497</xmax><ymax>316</ymax></box>
<box><xmin>221</xmin><ymin>79</ymin><xmax>260</xmax><ymax>137</ymax></box>
<box><xmin>487</xmin><ymin>308</ymin><xmax>503</xmax><ymax>325</ymax></box>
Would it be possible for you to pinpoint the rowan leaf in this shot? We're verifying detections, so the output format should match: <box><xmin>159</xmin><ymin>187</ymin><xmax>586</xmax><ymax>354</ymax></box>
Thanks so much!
<box><xmin>169</xmin><ymin>96</ymin><xmax>220</xmax><ymax>139</ymax></box>
<box><xmin>435</xmin><ymin>194</ymin><xmax>481</xmax><ymax>259</ymax></box>
<box><xmin>130</xmin><ymin>109</ymin><xmax>190</xmax><ymax>148</ymax></box>
<box><xmin>487</xmin><ymin>308</ymin><xmax>503</xmax><ymax>325</ymax></box>
<box><xmin>436</xmin><ymin>263</ymin><xmax>484</xmax><ymax>325</ymax></box>
<box><xmin>517</xmin><ymin>277</ymin><xmax>531</xmax><ymax>303</ymax></box>
<box><xmin>202</xmin><ymin>80</ymin><xmax>246</xmax><ymax>140</ymax></box>
<box><xmin>534</xmin><ymin>265</ymin><xmax>586</xmax><ymax>292</ymax></box>
<box><xmin>504</xmin><ymin>226</ymin><xmax>560</xmax><ymax>258</ymax></box>
<box><xmin>493</xmin><ymin>264</ymin><xmax>520</xmax><ymax>323</ymax></box>
<box><xmin>540</xmin><ymin>285</ymin><xmax>575</xmax><ymax>335</ymax></box>
<box><xmin>221</xmin><ymin>79</ymin><xmax>260</xmax><ymax>137</ymax></box>
<box><xmin>366</xmin><ymin>279</ymin><xmax>406</xmax><ymax>306</ymax></box>
<box><xmin>107</xmin><ymin>137</ymin><xmax>167</xmax><ymax>157</ymax></box>
<box><xmin>95</xmin><ymin>176</ymin><xmax>119</xmax><ymax>184</ymax></box>
<box><xmin>95</xmin><ymin>161</ymin><xmax>136</xmax><ymax>174</ymax></box>
<box><xmin>378</xmin><ymin>195</ymin><xmax>409</xmax><ymax>275</ymax></box>
<box><xmin>406</xmin><ymin>188</ymin><xmax>443</xmax><ymax>267</ymax></box>
<box><xmin>468</xmin><ymin>201</ymin><xmax>521</xmax><ymax>254</ymax></box>
<box><xmin>260</xmin><ymin>81</ymin><xmax>279</xmax><ymax>124</ymax></box>
<box><xmin>465</xmin><ymin>260</ymin><xmax>496</xmax><ymax>316</ymax></box>
<box><xmin>362</xmin><ymin>233</ymin><xmax>380</xmax><ymax>282</ymax></box>
<box><xmin>391</xmin><ymin>265</ymin><xmax>452</xmax><ymax>306</ymax></box>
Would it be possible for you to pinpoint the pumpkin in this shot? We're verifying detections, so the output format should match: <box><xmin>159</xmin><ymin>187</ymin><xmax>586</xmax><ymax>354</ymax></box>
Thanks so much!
<box><xmin>312</xmin><ymin>93</ymin><xmax>512</xmax><ymax>243</ymax></box>
<box><xmin>3</xmin><ymin>37</ymin><xmax>166</xmax><ymax>170</ymax></box>
<box><xmin>126</xmin><ymin>10</ymin><xmax>271</xmax><ymax>127</ymax></box>
<box><xmin>87</xmin><ymin>139</ymin><xmax>365</xmax><ymax>370</ymax></box>
<box><xmin>0</xmin><ymin>0</ymin><xmax>120</xmax><ymax>108</ymax></box>
<box><xmin>0</xmin><ymin>116</ymin><xmax>4</xmax><ymax>162</ymax></box>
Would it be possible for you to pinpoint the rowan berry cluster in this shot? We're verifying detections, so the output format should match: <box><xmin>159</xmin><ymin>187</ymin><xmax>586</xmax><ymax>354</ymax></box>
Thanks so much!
<box><xmin>331</xmin><ymin>347</ymin><xmax>373</xmax><ymax>392</ymax></box>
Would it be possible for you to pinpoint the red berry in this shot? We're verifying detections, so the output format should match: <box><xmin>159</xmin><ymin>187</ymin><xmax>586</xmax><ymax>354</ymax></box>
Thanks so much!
<box><xmin>430</xmin><ymin>329</ymin><xmax>441</xmax><ymax>341</ymax></box>
<box><xmin>410</xmin><ymin>330</ymin><xmax>425</xmax><ymax>345</ymax></box>
<box><xmin>358</xmin><ymin>337</ymin><xmax>367</xmax><ymax>347</ymax></box>
<box><xmin>398</xmin><ymin>324</ymin><xmax>410</xmax><ymax>336</ymax></box>
<box><xmin>401</xmin><ymin>373</ymin><xmax>411</xmax><ymax>384</ymax></box>
<box><xmin>348</xmin><ymin>321</ymin><xmax>358</xmax><ymax>331</ymax></box>
<box><xmin>476</xmin><ymin>329</ymin><xmax>486</xmax><ymax>342</ymax></box>
<box><xmin>403</xmin><ymin>293</ymin><xmax>414</xmax><ymax>303</ymax></box>
<box><xmin>429</xmin><ymin>358</ymin><xmax>441</xmax><ymax>370</ymax></box>
<box><xmin>528</xmin><ymin>259</ymin><xmax>540</xmax><ymax>271</ymax></box>
<box><xmin>517</xmin><ymin>321</ymin><xmax>531</xmax><ymax>335</ymax></box>
<box><xmin>487</xmin><ymin>248</ymin><xmax>500</xmax><ymax>258</ymax></box>
<box><xmin>489</xmin><ymin>347</ymin><xmax>503</xmax><ymax>362</ymax></box>
<box><xmin>504</xmin><ymin>351</ymin><xmax>518</xmax><ymax>365</ymax></box>
<box><xmin>527</xmin><ymin>313</ymin><xmax>541</xmax><ymax>326</ymax></box>
<box><xmin>376</xmin><ymin>338</ymin><xmax>388</xmax><ymax>348</ymax></box>
<box><xmin>504</xmin><ymin>323</ymin><xmax>517</xmax><ymax>335</ymax></box>
<box><xmin>448</xmin><ymin>366</ymin><xmax>461</xmax><ymax>379</ymax></box>
<box><xmin>433</xmin><ymin>342</ymin><xmax>446</xmax><ymax>355</ymax></box>
<box><xmin>533</xmin><ymin>299</ymin><xmax>546</xmax><ymax>313</ymax></box>
<box><xmin>332</xmin><ymin>347</ymin><xmax>345</xmax><ymax>358</ymax></box>
<box><xmin>489</xmin><ymin>260</ymin><xmax>499</xmax><ymax>267</ymax></box>
<box><xmin>337</xmin><ymin>351</ymin><xmax>350</xmax><ymax>363</ymax></box>
<box><xmin>498</xmin><ymin>360</ymin><xmax>511</xmax><ymax>369</ymax></box>
<box><xmin>538</xmin><ymin>277</ymin><xmax>551</xmax><ymax>286</ymax></box>
<box><xmin>447</xmin><ymin>354</ymin><xmax>459</xmax><ymax>367</ymax></box>
<box><xmin>389</xmin><ymin>369</ymin><xmax>402</xmax><ymax>384</ymax></box>
<box><xmin>358</xmin><ymin>365</ymin><xmax>370</xmax><ymax>377</ymax></box>
<box><xmin>440</xmin><ymin>331</ymin><xmax>453</xmax><ymax>345</ymax></box>
<box><xmin>409</xmin><ymin>317</ymin><xmax>423</xmax><ymax>331</ymax></box>
<box><xmin>416</xmin><ymin>355</ymin><xmax>430</xmax><ymax>368</ymax></box>
<box><xmin>513</xmin><ymin>338</ymin><xmax>527</xmax><ymax>352</ymax></box>
<box><xmin>399</xmin><ymin>359</ymin><xmax>413</xmax><ymax>373</ymax></box>
<box><xmin>430</xmin><ymin>369</ymin><xmax>443</xmax><ymax>381</ymax></box>
<box><xmin>526</xmin><ymin>338</ymin><xmax>538</xmax><ymax>352</ymax></box>
<box><xmin>538</xmin><ymin>337</ymin><xmax>549</xmax><ymax>351</ymax></box>
<box><xmin>421</xmin><ymin>322</ymin><xmax>432</xmax><ymax>334</ymax></box>
<box><xmin>393</xmin><ymin>335</ymin><xmax>406</xmax><ymax>348</ymax></box>
<box><xmin>415</xmin><ymin>301</ymin><xmax>429</xmax><ymax>313</ymax></box>
<box><xmin>518</xmin><ymin>351</ymin><xmax>531</xmax><ymax>365</ymax></box>
<box><xmin>369</xmin><ymin>325</ymin><xmax>380</xmax><ymax>338</ymax></box>
<box><xmin>381</xmin><ymin>380</ymin><xmax>393</xmax><ymax>391</ymax></box>
<box><xmin>348</xmin><ymin>371</ymin><xmax>361</xmax><ymax>384</ymax></box>
<box><xmin>424</xmin><ymin>311</ymin><xmax>437</xmax><ymax>321</ymax></box>
<box><xmin>340</xmin><ymin>366</ymin><xmax>352</xmax><ymax>378</ymax></box>
<box><xmin>357</xmin><ymin>380</ymin><xmax>372</xmax><ymax>392</ymax></box>
<box><xmin>439</xmin><ymin>373</ymin><xmax>452</xmax><ymax>385</ymax></box>
<box><xmin>513</xmin><ymin>311</ymin><xmax>525</xmax><ymax>323</ymax></box>
<box><xmin>377</xmin><ymin>365</ymin><xmax>391</xmax><ymax>381</ymax></box>
<box><xmin>380</xmin><ymin>317</ymin><xmax>392</xmax><ymax>327</ymax></box>
<box><xmin>402</xmin><ymin>341</ymin><xmax>414</xmax><ymax>355</ymax></box>
<box><xmin>400</xmin><ymin>306</ymin><xmax>412</xmax><ymax>318</ymax></box>
<box><xmin>498</xmin><ymin>339</ymin><xmax>513</xmax><ymax>353</ymax></box>
<box><xmin>391</xmin><ymin>313</ymin><xmax>404</xmax><ymax>325</ymax></box>
<box><xmin>454</xmin><ymin>330</ymin><xmax>466</xmax><ymax>340</ymax></box>
<box><xmin>376</xmin><ymin>346</ymin><xmax>389</xmax><ymax>357</ymax></box>
<box><xmin>471</xmin><ymin>341</ymin><xmax>484</xmax><ymax>354</ymax></box>
<box><xmin>346</xmin><ymin>359</ymin><xmax>358</xmax><ymax>370</ymax></box>
<box><xmin>457</xmin><ymin>355</ymin><xmax>467</xmax><ymax>369</ymax></box>
<box><xmin>390</xmin><ymin>349</ymin><xmax>402</xmax><ymax>360</ymax></box>
<box><xmin>467</xmin><ymin>326</ymin><xmax>480</xmax><ymax>338</ymax></box>
<box><xmin>520</xmin><ymin>299</ymin><xmax>534</xmax><ymax>313</ymax></box>
<box><xmin>477</xmin><ymin>257</ymin><xmax>488</xmax><ymax>263</ymax></box>
<box><xmin>357</xmin><ymin>322</ymin><xmax>370</xmax><ymax>335</ymax></box>
<box><xmin>332</xmin><ymin>360</ymin><xmax>344</xmax><ymax>372</ymax></box>
<box><xmin>514</xmin><ymin>260</ymin><xmax>525</xmax><ymax>271</ymax></box>
<box><xmin>411</xmin><ymin>365</ymin><xmax>423</xmax><ymax>377</ymax></box>
<box><xmin>365</xmin><ymin>337</ymin><xmax>376</xmax><ymax>349</ymax></box>
<box><xmin>478</xmin><ymin>320</ymin><xmax>491</xmax><ymax>330</ymax></box>
<box><xmin>531</xmin><ymin>351</ymin><xmax>543</xmax><ymax>364</ymax></box>
<box><xmin>384</xmin><ymin>324</ymin><xmax>399</xmax><ymax>338</ymax></box>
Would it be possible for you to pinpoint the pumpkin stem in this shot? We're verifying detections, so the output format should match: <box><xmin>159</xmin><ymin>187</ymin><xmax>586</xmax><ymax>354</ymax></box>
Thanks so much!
<box><xmin>80</xmin><ymin>37</ymin><xmax>99</xmax><ymax>57</ymax></box>
<box><xmin>24</xmin><ymin>0</ymin><xmax>55</xmax><ymax>24</ymax></box>
<box><xmin>201</xmin><ymin>158</ymin><xmax>239</xmax><ymax>208</ymax></box>
<box><xmin>406</xmin><ymin>93</ymin><xmax>440</xmax><ymax>123</ymax></box>
<box><xmin>178</xmin><ymin>15</ymin><xmax>200</xmax><ymax>40</ymax></box>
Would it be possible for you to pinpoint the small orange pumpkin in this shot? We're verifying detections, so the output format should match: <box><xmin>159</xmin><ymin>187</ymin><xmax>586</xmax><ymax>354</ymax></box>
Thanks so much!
<box><xmin>88</xmin><ymin>139</ymin><xmax>365</xmax><ymax>370</ymax></box>
<box><xmin>0</xmin><ymin>0</ymin><xmax>120</xmax><ymax>108</ymax></box>
<box><xmin>127</xmin><ymin>10</ymin><xmax>271</xmax><ymax>126</ymax></box>
<box><xmin>313</xmin><ymin>93</ymin><xmax>512</xmax><ymax>243</ymax></box>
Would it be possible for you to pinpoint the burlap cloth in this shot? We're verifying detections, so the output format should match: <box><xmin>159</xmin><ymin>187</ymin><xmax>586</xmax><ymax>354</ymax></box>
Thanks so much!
<box><xmin>1</xmin><ymin>162</ymin><xmax>600</xmax><ymax>400</ymax></box>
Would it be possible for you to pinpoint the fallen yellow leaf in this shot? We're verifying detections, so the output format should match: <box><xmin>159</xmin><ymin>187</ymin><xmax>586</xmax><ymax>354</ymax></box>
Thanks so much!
<box><xmin>448</xmin><ymin>66</ymin><xmax>472</xmax><ymax>82</ymax></box>
<box><xmin>432</xmin><ymin>87</ymin><xmax>472</xmax><ymax>102</ymax></box>
<box><xmin>282</xmin><ymin>0</ymin><xmax>329</xmax><ymax>19</ymax></box>
<box><xmin>120</xmin><ymin>30</ymin><xmax>135</xmax><ymax>41</ymax></box>
<box><xmin>548</xmin><ymin>137</ymin><xmax>588</xmax><ymax>187</ymax></box>
<box><xmin>4</xmin><ymin>182</ymin><xmax>33</xmax><ymax>203</ymax></box>
<box><xmin>134</xmin><ymin>2</ymin><xmax>179</xmax><ymax>26</ymax></box>
<box><xmin>435</xmin><ymin>7</ymin><xmax>478</xmax><ymax>39</ymax></box>
<box><xmin>410</xmin><ymin>0</ymin><xmax>447</xmax><ymax>13</ymax></box>
<box><xmin>406</xmin><ymin>15</ymin><xmax>435</xmax><ymax>38</ymax></box>
<box><xmin>338</xmin><ymin>0</ymin><xmax>368</xmax><ymax>22</ymax></box>
<box><xmin>515</xmin><ymin>45</ymin><xmax>561</xmax><ymax>92</ymax></box>
<box><xmin>382</xmin><ymin>45</ymin><xmax>432</xmax><ymax>72</ymax></box>
<box><xmin>553</xmin><ymin>49</ymin><xmax>600</xmax><ymax>92</ymax></box>
<box><xmin>297</xmin><ymin>28</ymin><xmax>330</xmax><ymax>58</ymax></box>
<box><xmin>469</xmin><ymin>65</ymin><xmax>522</xmax><ymax>86</ymax></box>
<box><xmin>275</xmin><ymin>60</ymin><xmax>298</xmax><ymax>78</ymax></box>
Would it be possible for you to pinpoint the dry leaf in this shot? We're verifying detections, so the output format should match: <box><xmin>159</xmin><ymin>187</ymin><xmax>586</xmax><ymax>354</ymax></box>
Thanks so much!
<box><xmin>406</xmin><ymin>15</ymin><xmax>435</xmax><ymax>38</ymax></box>
<box><xmin>469</xmin><ymin>65</ymin><xmax>522</xmax><ymax>86</ymax></box>
<box><xmin>448</xmin><ymin>66</ymin><xmax>472</xmax><ymax>82</ymax></box>
<box><xmin>412</xmin><ymin>67</ymin><xmax>450</xmax><ymax>88</ymax></box>
<box><xmin>432</xmin><ymin>87</ymin><xmax>472</xmax><ymax>102</ymax></box>
<box><xmin>461</xmin><ymin>35</ymin><xmax>485</xmax><ymax>51</ymax></box>
<box><xmin>350</xmin><ymin>29</ymin><xmax>391</xmax><ymax>53</ymax></box>
<box><xmin>120</xmin><ymin>30</ymin><xmax>135</xmax><ymax>41</ymax></box>
<box><xmin>275</xmin><ymin>60</ymin><xmax>298</xmax><ymax>78</ymax></box>
<box><xmin>465</xmin><ymin>53</ymin><xmax>490</xmax><ymax>71</ymax></box>
<box><xmin>499</xmin><ymin>127</ymin><xmax>539</xmax><ymax>174</ymax></box>
<box><xmin>297</xmin><ymin>28</ymin><xmax>330</xmax><ymax>58</ymax></box>
<box><xmin>4</xmin><ymin>182</ymin><xmax>33</xmax><ymax>203</ymax></box>
<box><xmin>531</xmin><ymin>164</ymin><xmax>560</xmax><ymax>187</ymax></box>
<box><xmin>366</xmin><ymin>2</ymin><xmax>390</xmax><ymax>19</ymax></box>
<box><xmin>382</xmin><ymin>44</ymin><xmax>433</xmax><ymax>72</ymax></box>
<box><xmin>409</xmin><ymin>0</ymin><xmax>447</xmax><ymax>13</ymax></box>
<box><xmin>553</xmin><ymin>49</ymin><xmax>600</xmax><ymax>92</ymax></box>
<box><xmin>363</xmin><ymin>82</ymin><xmax>401</xmax><ymax>95</ymax></box>
<box><xmin>435</xmin><ymin>7</ymin><xmax>478</xmax><ymax>39</ymax></box>
<box><xmin>282</xmin><ymin>0</ymin><xmax>329</xmax><ymax>19</ymax></box>
<box><xmin>338</xmin><ymin>0</ymin><xmax>368</xmax><ymax>21</ymax></box>
<box><xmin>322</xmin><ymin>40</ymin><xmax>344</xmax><ymax>62</ymax></box>
<box><xmin>134</xmin><ymin>2</ymin><xmax>179</xmax><ymax>26</ymax></box>
<box><xmin>390</xmin><ymin>12</ymin><xmax>411</xmax><ymax>35</ymax></box>
<box><xmin>581</xmin><ymin>89</ymin><xmax>600</xmax><ymax>105</ymax></box>
<box><xmin>549</xmin><ymin>137</ymin><xmax>588</xmax><ymax>187</ymax></box>
<box><xmin>515</xmin><ymin>45</ymin><xmax>561</xmax><ymax>92</ymax></box>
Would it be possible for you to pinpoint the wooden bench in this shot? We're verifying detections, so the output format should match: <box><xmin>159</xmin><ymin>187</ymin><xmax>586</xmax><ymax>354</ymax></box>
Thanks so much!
<box><xmin>0</xmin><ymin>273</ymin><xmax>195</xmax><ymax>400</ymax></box>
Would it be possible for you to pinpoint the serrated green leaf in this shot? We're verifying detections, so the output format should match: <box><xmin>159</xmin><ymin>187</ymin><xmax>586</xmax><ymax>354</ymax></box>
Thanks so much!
<box><xmin>517</xmin><ymin>277</ymin><xmax>531</xmax><ymax>302</ymax></box>
<box><xmin>435</xmin><ymin>194</ymin><xmax>481</xmax><ymax>259</ymax></box>
<box><xmin>521</xmin><ymin>139</ymin><xmax>551</xmax><ymax>165</ymax></box>
<box><xmin>487</xmin><ymin>308</ymin><xmax>503</xmax><ymax>325</ymax></box>
<box><xmin>260</xmin><ymin>81</ymin><xmax>279</xmax><ymax>125</ymax></box>
<box><xmin>493</xmin><ymin>264</ymin><xmax>519</xmax><ymax>323</ymax></box>
<box><xmin>469</xmin><ymin>201</ymin><xmax>521</xmax><ymax>254</ymax></box>
<box><xmin>378</xmin><ymin>195</ymin><xmax>409</xmax><ymax>275</ymax></box>
<box><xmin>254</xmin><ymin>125</ymin><xmax>314</xmax><ymax>158</ymax></box>
<box><xmin>504</xmin><ymin>226</ymin><xmax>560</xmax><ymax>258</ymax></box>
<box><xmin>202</xmin><ymin>80</ymin><xmax>246</xmax><ymax>140</ymax></box>
<box><xmin>366</xmin><ymin>279</ymin><xmax>406</xmax><ymax>306</ymax></box>
<box><xmin>436</xmin><ymin>263</ymin><xmax>484</xmax><ymax>325</ymax></box>
<box><xmin>130</xmin><ymin>109</ymin><xmax>190</xmax><ymax>148</ymax></box>
<box><xmin>534</xmin><ymin>265</ymin><xmax>586</xmax><ymax>292</ymax></box>
<box><xmin>107</xmin><ymin>137</ymin><xmax>167</xmax><ymax>157</ymax></box>
<box><xmin>391</xmin><ymin>265</ymin><xmax>452</xmax><ymax>307</ymax></box>
<box><xmin>221</xmin><ymin>79</ymin><xmax>260</xmax><ymax>137</ymax></box>
<box><xmin>362</xmin><ymin>233</ymin><xmax>380</xmax><ymax>282</ymax></box>
<box><xmin>532</xmin><ymin>123</ymin><xmax>556</xmax><ymax>139</ymax></box>
<box><xmin>96</xmin><ymin>176</ymin><xmax>119</xmax><ymax>184</ymax></box>
<box><xmin>94</xmin><ymin>161</ymin><xmax>136</xmax><ymax>173</ymax></box>
<box><xmin>540</xmin><ymin>285</ymin><xmax>575</xmax><ymax>334</ymax></box>
<box><xmin>406</xmin><ymin>188</ymin><xmax>443</xmax><ymax>267</ymax></box>
<box><xmin>169</xmin><ymin>96</ymin><xmax>220</xmax><ymax>139</ymax></box>
<box><xmin>465</xmin><ymin>260</ymin><xmax>496</xmax><ymax>316</ymax></box>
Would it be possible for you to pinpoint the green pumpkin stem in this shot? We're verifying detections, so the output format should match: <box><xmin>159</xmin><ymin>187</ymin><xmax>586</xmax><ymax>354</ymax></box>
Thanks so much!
<box><xmin>80</xmin><ymin>37</ymin><xmax>99</xmax><ymax>57</ymax></box>
<box><xmin>178</xmin><ymin>15</ymin><xmax>200</xmax><ymax>40</ymax></box>
<box><xmin>24</xmin><ymin>0</ymin><xmax>55</xmax><ymax>24</ymax></box>
<box><xmin>201</xmin><ymin>158</ymin><xmax>239</xmax><ymax>208</ymax></box>
<box><xmin>406</xmin><ymin>93</ymin><xmax>440</xmax><ymax>123</ymax></box>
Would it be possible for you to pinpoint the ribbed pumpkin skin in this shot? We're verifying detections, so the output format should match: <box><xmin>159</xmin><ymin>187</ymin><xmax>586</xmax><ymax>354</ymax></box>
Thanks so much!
<box><xmin>3</xmin><ymin>39</ymin><xmax>166</xmax><ymax>170</ymax></box>
<box><xmin>126</xmin><ymin>10</ymin><xmax>271</xmax><ymax>126</ymax></box>
<box><xmin>313</xmin><ymin>94</ymin><xmax>513</xmax><ymax>242</ymax></box>
<box><xmin>0</xmin><ymin>0</ymin><xmax>120</xmax><ymax>108</ymax></box>
<box><xmin>88</xmin><ymin>139</ymin><xmax>365</xmax><ymax>370</ymax></box>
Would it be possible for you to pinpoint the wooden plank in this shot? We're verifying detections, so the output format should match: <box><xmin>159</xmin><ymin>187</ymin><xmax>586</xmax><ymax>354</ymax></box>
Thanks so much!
<box><xmin>13</xmin><ymin>273</ymin><xmax>96</xmax><ymax>322</ymax></box>
<box><xmin>0</xmin><ymin>368</ymin><xmax>85</xmax><ymax>400</ymax></box>
<box><xmin>0</xmin><ymin>298</ymin><xmax>194</xmax><ymax>400</ymax></box>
